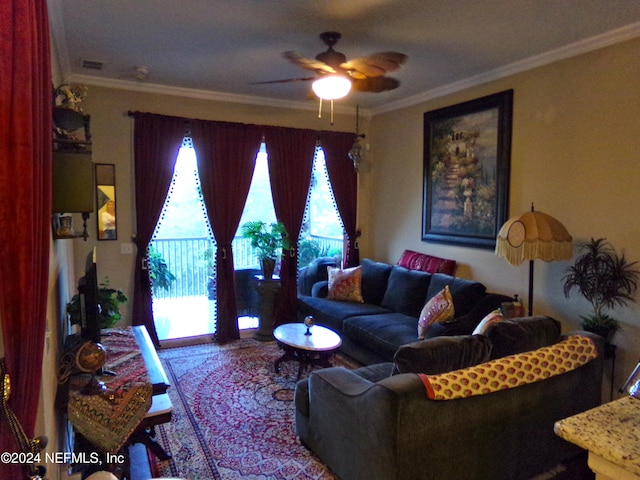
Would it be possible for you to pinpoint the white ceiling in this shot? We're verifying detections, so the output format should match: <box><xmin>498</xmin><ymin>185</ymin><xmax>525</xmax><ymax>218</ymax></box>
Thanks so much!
<box><xmin>48</xmin><ymin>0</ymin><xmax>640</xmax><ymax>115</ymax></box>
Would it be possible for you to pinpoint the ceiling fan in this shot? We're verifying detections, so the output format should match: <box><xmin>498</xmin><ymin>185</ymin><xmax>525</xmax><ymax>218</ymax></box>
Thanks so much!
<box><xmin>252</xmin><ymin>31</ymin><xmax>407</xmax><ymax>99</ymax></box>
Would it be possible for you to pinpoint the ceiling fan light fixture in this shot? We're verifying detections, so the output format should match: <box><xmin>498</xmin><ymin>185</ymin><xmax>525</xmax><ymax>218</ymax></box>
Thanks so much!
<box><xmin>312</xmin><ymin>75</ymin><xmax>351</xmax><ymax>100</ymax></box>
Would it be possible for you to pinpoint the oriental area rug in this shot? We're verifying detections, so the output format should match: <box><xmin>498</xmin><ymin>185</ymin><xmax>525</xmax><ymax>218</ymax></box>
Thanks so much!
<box><xmin>153</xmin><ymin>338</ymin><xmax>359</xmax><ymax>479</ymax></box>
<box><xmin>152</xmin><ymin>338</ymin><xmax>591</xmax><ymax>480</ymax></box>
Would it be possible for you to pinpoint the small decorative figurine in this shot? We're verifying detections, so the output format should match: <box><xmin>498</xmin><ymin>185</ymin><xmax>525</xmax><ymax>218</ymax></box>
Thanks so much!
<box><xmin>304</xmin><ymin>315</ymin><xmax>314</xmax><ymax>335</ymax></box>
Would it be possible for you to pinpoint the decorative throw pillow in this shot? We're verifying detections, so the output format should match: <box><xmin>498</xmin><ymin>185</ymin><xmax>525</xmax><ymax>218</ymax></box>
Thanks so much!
<box><xmin>419</xmin><ymin>335</ymin><xmax>598</xmax><ymax>400</ymax></box>
<box><xmin>472</xmin><ymin>309</ymin><xmax>505</xmax><ymax>335</ymax></box>
<box><xmin>326</xmin><ymin>266</ymin><xmax>364</xmax><ymax>303</ymax></box>
<box><xmin>417</xmin><ymin>286</ymin><xmax>454</xmax><ymax>339</ymax></box>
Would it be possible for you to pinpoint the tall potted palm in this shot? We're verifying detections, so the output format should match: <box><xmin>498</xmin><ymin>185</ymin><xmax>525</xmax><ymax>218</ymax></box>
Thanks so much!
<box><xmin>563</xmin><ymin>237</ymin><xmax>639</xmax><ymax>341</ymax></box>
<box><xmin>240</xmin><ymin>221</ymin><xmax>290</xmax><ymax>279</ymax></box>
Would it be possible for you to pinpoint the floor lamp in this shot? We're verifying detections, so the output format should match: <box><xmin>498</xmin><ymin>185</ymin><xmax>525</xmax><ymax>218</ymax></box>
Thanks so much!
<box><xmin>495</xmin><ymin>204</ymin><xmax>573</xmax><ymax>316</ymax></box>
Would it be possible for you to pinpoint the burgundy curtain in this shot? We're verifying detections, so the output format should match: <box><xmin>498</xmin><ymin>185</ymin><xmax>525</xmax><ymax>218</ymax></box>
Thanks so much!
<box><xmin>321</xmin><ymin>132</ymin><xmax>360</xmax><ymax>267</ymax></box>
<box><xmin>191</xmin><ymin>120</ymin><xmax>262</xmax><ymax>343</ymax></box>
<box><xmin>132</xmin><ymin>113</ymin><xmax>186</xmax><ymax>346</ymax></box>
<box><xmin>264</xmin><ymin>126</ymin><xmax>317</xmax><ymax>325</ymax></box>
<box><xmin>0</xmin><ymin>0</ymin><xmax>51</xmax><ymax>476</ymax></box>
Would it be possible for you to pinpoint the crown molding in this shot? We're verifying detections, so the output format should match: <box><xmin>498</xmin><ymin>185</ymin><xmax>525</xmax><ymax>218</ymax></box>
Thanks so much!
<box><xmin>371</xmin><ymin>21</ymin><xmax>640</xmax><ymax>116</ymax></box>
<box><xmin>63</xmin><ymin>74</ymin><xmax>366</xmax><ymax>118</ymax></box>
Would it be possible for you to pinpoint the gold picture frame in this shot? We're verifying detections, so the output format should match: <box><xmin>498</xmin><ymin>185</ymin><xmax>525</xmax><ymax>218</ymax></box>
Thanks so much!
<box><xmin>95</xmin><ymin>163</ymin><xmax>117</xmax><ymax>240</ymax></box>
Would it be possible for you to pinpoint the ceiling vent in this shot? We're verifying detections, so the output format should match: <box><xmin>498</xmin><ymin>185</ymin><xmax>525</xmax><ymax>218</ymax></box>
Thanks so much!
<box><xmin>80</xmin><ymin>58</ymin><xmax>104</xmax><ymax>70</ymax></box>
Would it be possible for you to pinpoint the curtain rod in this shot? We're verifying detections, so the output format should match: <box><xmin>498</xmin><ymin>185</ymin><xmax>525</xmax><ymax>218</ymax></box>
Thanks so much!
<box><xmin>125</xmin><ymin>110</ymin><xmax>354</xmax><ymax>135</ymax></box>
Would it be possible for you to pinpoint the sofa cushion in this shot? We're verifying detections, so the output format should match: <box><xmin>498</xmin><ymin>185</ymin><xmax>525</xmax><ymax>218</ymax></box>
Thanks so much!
<box><xmin>393</xmin><ymin>335</ymin><xmax>492</xmax><ymax>375</ymax></box>
<box><xmin>381</xmin><ymin>266</ymin><xmax>432</xmax><ymax>317</ymax></box>
<box><xmin>343</xmin><ymin>313</ymin><xmax>420</xmax><ymax>360</ymax></box>
<box><xmin>298</xmin><ymin>295</ymin><xmax>389</xmax><ymax>323</ymax></box>
<box><xmin>427</xmin><ymin>273</ymin><xmax>486</xmax><ymax>317</ymax></box>
<box><xmin>360</xmin><ymin>258</ymin><xmax>393</xmax><ymax>305</ymax></box>
<box><xmin>417</xmin><ymin>286</ymin><xmax>454</xmax><ymax>340</ymax></box>
<box><xmin>397</xmin><ymin>249</ymin><xmax>457</xmax><ymax>276</ymax></box>
<box><xmin>327</xmin><ymin>266</ymin><xmax>364</xmax><ymax>303</ymax></box>
<box><xmin>485</xmin><ymin>316</ymin><xmax>562</xmax><ymax>359</ymax></box>
<box><xmin>472</xmin><ymin>309</ymin><xmax>505</xmax><ymax>335</ymax></box>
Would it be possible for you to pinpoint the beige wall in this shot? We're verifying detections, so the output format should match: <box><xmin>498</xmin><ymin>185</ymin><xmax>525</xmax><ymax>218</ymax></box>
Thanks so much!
<box><xmin>368</xmin><ymin>36</ymin><xmax>640</xmax><ymax>396</ymax></box>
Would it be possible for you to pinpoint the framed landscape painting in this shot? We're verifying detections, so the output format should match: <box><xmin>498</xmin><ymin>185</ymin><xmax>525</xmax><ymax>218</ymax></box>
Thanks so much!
<box><xmin>422</xmin><ymin>90</ymin><xmax>513</xmax><ymax>249</ymax></box>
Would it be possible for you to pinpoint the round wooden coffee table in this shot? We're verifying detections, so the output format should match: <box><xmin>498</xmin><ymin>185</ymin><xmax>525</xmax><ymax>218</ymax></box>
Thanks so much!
<box><xmin>273</xmin><ymin>323</ymin><xmax>342</xmax><ymax>380</ymax></box>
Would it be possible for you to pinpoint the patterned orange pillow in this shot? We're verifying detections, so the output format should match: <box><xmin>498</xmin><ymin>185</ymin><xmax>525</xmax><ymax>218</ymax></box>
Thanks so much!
<box><xmin>417</xmin><ymin>286</ymin><xmax>454</xmax><ymax>339</ymax></box>
<box><xmin>419</xmin><ymin>335</ymin><xmax>598</xmax><ymax>400</ymax></box>
<box><xmin>326</xmin><ymin>266</ymin><xmax>364</xmax><ymax>303</ymax></box>
<box><xmin>472</xmin><ymin>309</ymin><xmax>505</xmax><ymax>335</ymax></box>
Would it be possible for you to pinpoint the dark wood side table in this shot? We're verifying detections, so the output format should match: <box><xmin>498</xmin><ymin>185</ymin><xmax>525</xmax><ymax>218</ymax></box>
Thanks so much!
<box><xmin>273</xmin><ymin>323</ymin><xmax>342</xmax><ymax>380</ymax></box>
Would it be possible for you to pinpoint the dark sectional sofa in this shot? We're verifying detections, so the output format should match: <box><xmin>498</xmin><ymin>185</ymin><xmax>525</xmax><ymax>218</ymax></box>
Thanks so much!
<box><xmin>297</xmin><ymin>253</ymin><xmax>511</xmax><ymax>365</ymax></box>
<box><xmin>295</xmin><ymin>316</ymin><xmax>605</xmax><ymax>480</ymax></box>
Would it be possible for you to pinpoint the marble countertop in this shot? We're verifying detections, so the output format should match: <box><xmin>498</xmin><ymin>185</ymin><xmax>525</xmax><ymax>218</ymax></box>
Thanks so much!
<box><xmin>554</xmin><ymin>396</ymin><xmax>640</xmax><ymax>476</ymax></box>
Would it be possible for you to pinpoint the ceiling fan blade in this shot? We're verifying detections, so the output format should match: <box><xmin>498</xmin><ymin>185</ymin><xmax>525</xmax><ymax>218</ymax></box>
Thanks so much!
<box><xmin>342</xmin><ymin>52</ymin><xmax>407</xmax><ymax>78</ymax></box>
<box><xmin>352</xmin><ymin>76</ymin><xmax>400</xmax><ymax>93</ymax></box>
<box><xmin>283</xmin><ymin>51</ymin><xmax>336</xmax><ymax>74</ymax></box>
<box><xmin>249</xmin><ymin>77</ymin><xmax>316</xmax><ymax>85</ymax></box>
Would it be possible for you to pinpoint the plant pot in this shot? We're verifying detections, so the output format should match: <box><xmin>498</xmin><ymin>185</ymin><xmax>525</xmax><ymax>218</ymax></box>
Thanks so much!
<box><xmin>583</xmin><ymin>324</ymin><xmax>617</xmax><ymax>343</ymax></box>
<box><xmin>261</xmin><ymin>258</ymin><xmax>276</xmax><ymax>279</ymax></box>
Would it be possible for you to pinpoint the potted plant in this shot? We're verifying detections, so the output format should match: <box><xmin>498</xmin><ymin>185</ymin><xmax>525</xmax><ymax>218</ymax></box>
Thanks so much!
<box><xmin>202</xmin><ymin>244</ymin><xmax>216</xmax><ymax>299</ymax></box>
<box><xmin>240</xmin><ymin>220</ymin><xmax>290</xmax><ymax>279</ymax></box>
<box><xmin>67</xmin><ymin>278</ymin><xmax>129</xmax><ymax>329</ymax></box>
<box><xmin>148</xmin><ymin>246</ymin><xmax>177</xmax><ymax>295</ymax></box>
<box><xmin>563</xmin><ymin>237</ymin><xmax>639</xmax><ymax>341</ymax></box>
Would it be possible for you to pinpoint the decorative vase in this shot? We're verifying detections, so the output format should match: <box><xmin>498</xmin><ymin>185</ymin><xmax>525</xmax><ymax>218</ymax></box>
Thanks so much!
<box><xmin>261</xmin><ymin>258</ymin><xmax>276</xmax><ymax>279</ymax></box>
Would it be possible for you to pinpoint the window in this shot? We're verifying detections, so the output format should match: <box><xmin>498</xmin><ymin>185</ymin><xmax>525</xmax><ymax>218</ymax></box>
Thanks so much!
<box><xmin>299</xmin><ymin>148</ymin><xmax>344</xmax><ymax>267</ymax></box>
<box><xmin>150</xmin><ymin>139</ymin><xmax>215</xmax><ymax>340</ymax></box>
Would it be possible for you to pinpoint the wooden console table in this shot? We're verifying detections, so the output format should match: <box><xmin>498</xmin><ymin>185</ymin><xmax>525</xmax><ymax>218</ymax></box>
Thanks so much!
<box><xmin>66</xmin><ymin>326</ymin><xmax>172</xmax><ymax>468</ymax></box>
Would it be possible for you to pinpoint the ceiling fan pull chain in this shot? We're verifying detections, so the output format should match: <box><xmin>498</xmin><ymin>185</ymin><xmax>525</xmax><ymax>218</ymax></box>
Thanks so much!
<box><xmin>318</xmin><ymin>98</ymin><xmax>323</xmax><ymax>119</ymax></box>
<box><xmin>330</xmin><ymin>99</ymin><xmax>335</xmax><ymax>126</ymax></box>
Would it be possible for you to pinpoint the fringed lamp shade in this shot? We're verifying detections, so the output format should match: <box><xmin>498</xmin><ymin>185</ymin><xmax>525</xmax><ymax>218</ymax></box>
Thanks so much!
<box><xmin>496</xmin><ymin>210</ymin><xmax>573</xmax><ymax>266</ymax></box>
<box><xmin>495</xmin><ymin>206</ymin><xmax>573</xmax><ymax>315</ymax></box>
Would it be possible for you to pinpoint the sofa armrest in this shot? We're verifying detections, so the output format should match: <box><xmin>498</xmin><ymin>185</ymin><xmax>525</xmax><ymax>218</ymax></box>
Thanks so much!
<box><xmin>297</xmin><ymin>257</ymin><xmax>339</xmax><ymax>295</ymax></box>
<box><xmin>311</xmin><ymin>280</ymin><xmax>329</xmax><ymax>298</ymax></box>
<box><xmin>303</xmin><ymin>368</ymin><xmax>427</xmax><ymax>480</ymax></box>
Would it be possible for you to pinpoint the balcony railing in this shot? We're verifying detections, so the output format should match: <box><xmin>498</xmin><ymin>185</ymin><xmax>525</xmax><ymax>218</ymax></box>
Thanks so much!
<box><xmin>150</xmin><ymin>235</ymin><xmax>342</xmax><ymax>300</ymax></box>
